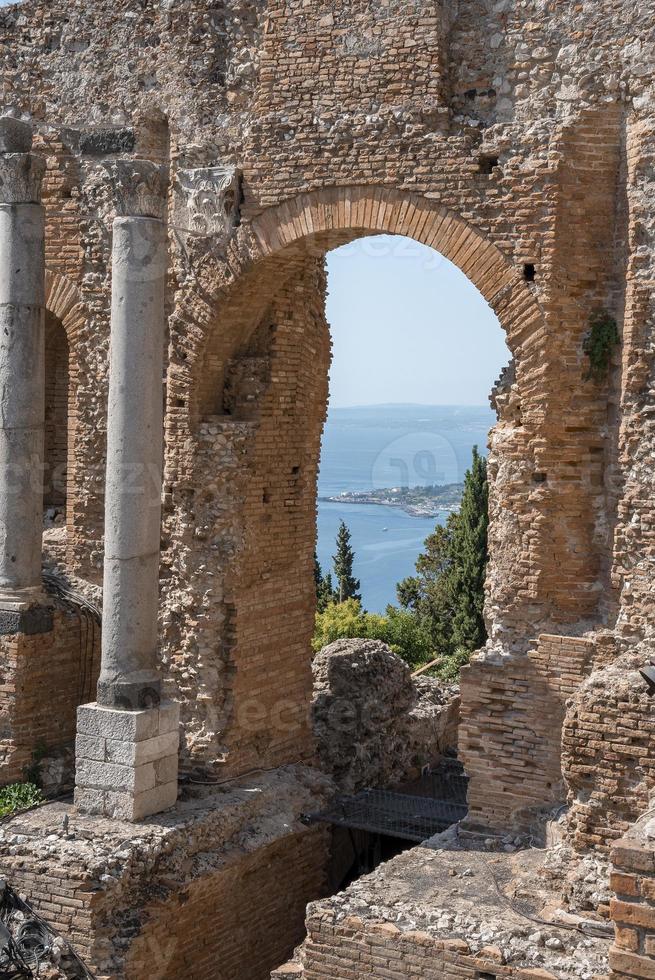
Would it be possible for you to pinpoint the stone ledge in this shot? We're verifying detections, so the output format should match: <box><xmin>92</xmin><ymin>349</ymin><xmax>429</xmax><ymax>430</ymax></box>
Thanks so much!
<box><xmin>0</xmin><ymin>604</ymin><xmax>53</xmax><ymax>635</ymax></box>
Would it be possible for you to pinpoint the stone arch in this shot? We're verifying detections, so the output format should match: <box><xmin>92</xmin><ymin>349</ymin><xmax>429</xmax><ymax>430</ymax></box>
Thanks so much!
<box><xmin>43</xmin><ymin>271</ymin><xmax>88</xmax><ymax>539</ymax></box>
<box><xmin>161</xmin><ymin>186</ymin><xmax>547</xmax><ymax>776</ymax></box>
<box><xmin>45</xmin><ymin>271</ymin><xmax>87</xmax><ymax>349</ymax></box>
<box><xmin>168</xmin><ymin>186</ymin><xmax>544</xmax><ymax>426</ymax></box>
<box><xmin>248</xmin><ymin>186</ymin><xmax>539</xmax><ymax>334</ymax></box>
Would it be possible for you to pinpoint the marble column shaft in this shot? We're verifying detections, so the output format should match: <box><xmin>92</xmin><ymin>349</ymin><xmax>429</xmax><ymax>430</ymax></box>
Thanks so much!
<box><xmin>97</xmin><ymin>161</ymin><xmax>169</xmax><ymax>710</ymax></box>
<box><xmin>0</xmin><ymin>118</ymin><xmax>46</xmax><ymax>605</ymax></box>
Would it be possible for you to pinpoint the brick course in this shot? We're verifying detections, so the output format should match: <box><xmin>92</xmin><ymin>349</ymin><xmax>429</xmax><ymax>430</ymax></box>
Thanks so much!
<box><xmin>0</xmin><ymin>1</ymin><xmax>653</xmax><ymax>976</ymax></box>
<box><xmin>610</xmin><ymin>818</ymin><xmax>655</xmax><ymax>980</ymax></box>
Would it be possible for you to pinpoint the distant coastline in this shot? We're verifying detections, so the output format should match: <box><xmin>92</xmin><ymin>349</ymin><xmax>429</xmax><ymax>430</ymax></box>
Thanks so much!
<box><xmin>319</xmin><ymin>483</ymin><xmax>463</xmax><ymax>518</ymax></box>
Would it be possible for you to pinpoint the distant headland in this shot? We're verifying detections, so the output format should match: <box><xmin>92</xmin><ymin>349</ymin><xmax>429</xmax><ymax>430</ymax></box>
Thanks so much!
<box><xmin>319</xmin><ymin>483</ymin><xmax>463</xmax><ymax>518</ymax></box>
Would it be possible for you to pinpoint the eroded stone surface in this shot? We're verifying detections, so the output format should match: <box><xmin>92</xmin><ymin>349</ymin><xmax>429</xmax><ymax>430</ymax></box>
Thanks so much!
<box><xmin>312</xmin><ymin>639</ymin><xmax>459</xmax><ymax>793</ymax></box>
<box><xmin>276</xmin><ymin>833</ymin><xmax>612</xmax><ymax>979</ymax></box>
<box><xmin>0</xmin><ymin>0</ymin><xmax>653</xmax><ymax>977</ymax></box>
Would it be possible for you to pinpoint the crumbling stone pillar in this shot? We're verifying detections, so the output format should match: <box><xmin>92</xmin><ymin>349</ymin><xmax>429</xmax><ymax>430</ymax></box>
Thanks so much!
<box><xmin>75</xmin><ymin>161</ymin><xmax>179</xmax><ymax>821</ymax></box>
<box><xmin>0</xmin><ymin>117</ymin><xmax>50</xmax><ymax>629</ymax></box>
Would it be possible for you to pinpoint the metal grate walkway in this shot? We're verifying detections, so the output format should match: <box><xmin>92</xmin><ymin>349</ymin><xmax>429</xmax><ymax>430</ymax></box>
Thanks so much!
<box><xmin>308</xmin><ymin>787</ymin><xmax>468</xmax><ymax>843</ymax></box>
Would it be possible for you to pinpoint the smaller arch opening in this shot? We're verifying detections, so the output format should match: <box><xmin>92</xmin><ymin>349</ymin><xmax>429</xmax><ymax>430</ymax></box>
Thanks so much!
<box><xmin>44</xmin><ymin>310</ymin><xmax>70</xmax><ymax>520</ymax></box>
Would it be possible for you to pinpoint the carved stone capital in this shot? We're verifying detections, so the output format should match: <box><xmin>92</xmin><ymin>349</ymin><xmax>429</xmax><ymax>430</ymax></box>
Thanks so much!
<box><xmin>0</xmin><ymin>117</ymin><xmax>33</xmax><ymax>154</ymax></box>
<box><xmin>0</xmin><ymin>153</ymin><xmax>46</xmax><ymax>205</ymax></box>
<box><xmin>106</xmin><ymin>160</ymin><xmax>169</xmax><ymax>220</ymax></box>
<box><xmin>172</xmin><ymin>165</ymin><xmax>241</xmax><ymax>240</ymax></box>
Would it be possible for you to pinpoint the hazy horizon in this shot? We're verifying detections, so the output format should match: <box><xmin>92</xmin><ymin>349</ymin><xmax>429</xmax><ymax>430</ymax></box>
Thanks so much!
<box><xmin>328</xmin><ymin>400</ymin><xmax>496</xmax><ymax>410</ymax></box>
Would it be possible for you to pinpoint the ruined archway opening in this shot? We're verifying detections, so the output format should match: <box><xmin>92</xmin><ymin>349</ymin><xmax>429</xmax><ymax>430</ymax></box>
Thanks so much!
<box><xmin>44</xmin><ymin>310</ymin><xmax>70</xmax><ymax>521</ymax></box>
<box><xmin>307</xmin><ymin>233</ymin><xmax>508</xmax><ymax>894</ymax></box>
<box><xmin>182</xmin><ymin>217</ymin><xmax>518</xmax><ymax>786</ymax></box>
<box><xmin>317</xmin><ymin>232</ymin><xmax>509</xmax><ymax>617</ymax></box>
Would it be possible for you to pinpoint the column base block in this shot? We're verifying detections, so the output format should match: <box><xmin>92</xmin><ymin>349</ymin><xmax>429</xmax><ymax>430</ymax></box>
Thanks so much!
<box><xmin>0</xmin><ymin>589</ymin><xmax>53</xmax><ymax>635</ymax></box>
<box><xmin>74</xmin><ymin>700</ymin><xmax>179</xmax><ymax>821</ymax></box>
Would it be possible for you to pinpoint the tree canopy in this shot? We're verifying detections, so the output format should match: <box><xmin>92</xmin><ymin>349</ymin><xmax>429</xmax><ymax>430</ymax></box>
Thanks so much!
<box><xmin>313</xmin><ymin>448</ymin><xmax>489</xmax><ymax>680</ymax></box>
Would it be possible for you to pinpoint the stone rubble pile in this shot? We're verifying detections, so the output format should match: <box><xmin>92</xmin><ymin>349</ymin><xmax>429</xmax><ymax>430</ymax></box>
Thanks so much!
<box><xmin>311</xmin><ymin>639</ymin><xmax>459</xmax><ymax>793</ymax></box>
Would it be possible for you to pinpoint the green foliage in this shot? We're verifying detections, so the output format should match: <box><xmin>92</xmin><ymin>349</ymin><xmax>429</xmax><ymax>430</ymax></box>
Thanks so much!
<box><xmin>432</xmin><ymin>647</ymin><xmax>471</xmax><ymax>683</ymax></box>
<box><xmin>312</xmin><ymin>598</ymin><xmax>370</xmax><ymax>652</ymax></box>
<box><xmin>0</xmin><ymin>782</ymin><xmax>43</xmax><ymax>818</ymax></box>
<box><xmin>315</xmin><ymin>553</ymin><xmax>337</xmax><ymax>612</ymax></box>
<box><xmin>313</xmin><ymin>448</ymin><xmax>489</xmax><ymax>683</ymax></box>
<box><xmin>449</xmin><ymin>446</ymin><xmax>489</xmax><ymax>652</ymax></box>
<box><xmin>312</xmin><ymin>599</ymin><xmax>433</xmax><ymax>670</ymax></box>
<box><xmin>583</xmin><ymin>310</ymin><xmax>620</xmax><ymax>382</ymax></box>
<box><xmin>366</xmin><ymin>605</ymin><xmax>434</xmax><ymax>671</ymax></box>
<box><xmin>397</xmin><ymin>517</ymin><xmax>458</xmax><ymax>655</ymax></box>
<box><xmin>396</xmin><ymin>446</ymin><xmax>489</xmax><ymax>673</ymax></box>
<box><xmin>332</xmin><ymin>521</ymin><xmax>361</xmax><ymax>603</ymax></box>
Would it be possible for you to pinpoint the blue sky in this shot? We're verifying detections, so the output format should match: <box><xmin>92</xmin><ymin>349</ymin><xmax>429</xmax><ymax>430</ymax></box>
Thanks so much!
<box><xmin>326</xmin><ymin>235</ymin><xmax>509</xmax><ymax>408</ymax></box>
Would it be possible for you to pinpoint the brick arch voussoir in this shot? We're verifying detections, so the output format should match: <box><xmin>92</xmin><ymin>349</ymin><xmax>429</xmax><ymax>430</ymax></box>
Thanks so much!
<box><xmin>250</xmin><ymin>187</ymin><xmax>540</xmax><ymax>340</ymax></box>
<box><xmin>183</xmin><ymin>186</ymin><xmax>544</xmax><ymax>418</ymax></box>
<box><xmin>45</xmin><ymin>271</ymin><xmax>88</xmax><ymax>349</ymax></box>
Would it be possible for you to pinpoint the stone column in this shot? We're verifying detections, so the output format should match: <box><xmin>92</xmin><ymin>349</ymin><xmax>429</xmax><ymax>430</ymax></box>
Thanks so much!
<box><xmin>75</xmin><ymin>161</ymin><xmax>179</xmax><ymax>822</ymax></box>
<box><xmin>0</xmin><ymin>117</ymin><xmax>50</xmax><ymax>631</ymax></box>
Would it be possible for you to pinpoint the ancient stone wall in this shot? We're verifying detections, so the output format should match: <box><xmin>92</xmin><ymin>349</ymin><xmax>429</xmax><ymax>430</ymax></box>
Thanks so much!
<box><xmin>0</xmin><ymin>0</ymin><xmax>652</xmax><ymax>832</ymax></box>
<box><xmin>459</xmin><ymin>633</ymin><xmax>598</xmax><ymax>832</ymax></box>
<box><xmin>563</xmin><ymin>654</ymin><xmax>655</xmax><ymax>853</ymax></box>
<box><xmin>161</xmin><ymin>257</ymin><xmax>330</xmax><ymax>774</ymax></box>
<box><xmin>610</xmin><ymin>814</ymin><xmax>655</xmax><ymax>979</ymax></box>
<box><xmin>274</xmin><ymin>842</ymin><xmax>611</xmax><ymax>979</ymax></box>
<box><xmin>612</xmin><ymin>107</ymin><xmax>655</xmax><ymax>646</ymax></box>
<box><xmin>0</xmin><ymin>769</ymin><xmax>331</xmax><ymax>980</ymax></box>
<box><xmin>311</xmin><ymin>638</ymin><xmax>459</xmax><ymax>793</ymax></box>
<box><xmin>274</xmin><ymin>913</ymin><xmax>572</xmax><ymax>980</ymax></box>
<box><xmin>0</xmin><ymin>609</ymin><xmax>100</xmax><ymax>789</ymax></box>
<box><xmin>124</xmin><ymin>830</ymin><xmax>326</xmax><ymax>980</ymax></box>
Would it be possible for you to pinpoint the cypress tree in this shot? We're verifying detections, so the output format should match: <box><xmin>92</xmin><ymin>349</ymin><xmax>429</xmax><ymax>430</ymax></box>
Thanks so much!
<box><xmin>448</xmin><ymin>446</ymin><xmax>488</xmax><ymax>651</ymax></box>
<box><xmin>397</xmin><ymin>516</ymin><xmax>457</xmax><ymax>654</ymax></box>
<box><xmin>332</xmin><ymin>520</ymin><xmax>361</xmax><ymax>603</ymax></box>
<box><xmin>315</xmin><ymin>552</ymin><xmax>336</xmax><ymax>611</ymax></box>
<box><xmin>396</xmin><ymin>446</ymin><xmax>489</xmax><ymax>661</ymax></box>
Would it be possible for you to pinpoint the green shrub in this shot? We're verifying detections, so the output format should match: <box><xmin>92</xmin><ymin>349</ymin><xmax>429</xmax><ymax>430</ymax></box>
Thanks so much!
<box><xmin>366</xmin><ymin>606</ymin><xmax>434</xmax><ymax>671</ymax></box>
<box><xmin>0</xmin><ymin>782</ymin><xmax>43</xmax><ymax>818</ymax></box>
<box><xmin>432</xmin><ymin>647</ymin><xmax>472</xmax><ymax>682</ymax></box>
<box><xmin>312</xmin><ymin>599</ymin><xmax>434</xmax><ymax>671</ymax></box>
<box><xmin>583</xmin><ymin>310</ymin><xmax>620</xmax><ymax>382</ymax></box>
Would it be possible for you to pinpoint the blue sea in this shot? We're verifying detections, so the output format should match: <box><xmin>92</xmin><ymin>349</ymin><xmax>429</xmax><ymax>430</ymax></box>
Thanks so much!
<box><xmin>316</xmin><ymin>404</ymin><xmax>495</xmax><ymax>612</ymax></box>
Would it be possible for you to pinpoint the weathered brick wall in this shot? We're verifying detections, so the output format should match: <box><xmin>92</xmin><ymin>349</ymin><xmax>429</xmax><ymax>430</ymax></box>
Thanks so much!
<box><xmin>2</xmin><ymin>854</ymin><xmax>98</xmax><ymax>964</ymax></box>
<box><xmin>609</xmin><ymin>815</ymin><xmax>655</xmax><ymax>979</ymax></box>
<box><xmin>0</xmin><ymin>0</ymin><xmax>651</xmax><ymax>822</ymax></box>
<box><xmin>161</xmin><ymin>257</ymin><xmax>329</xmax><ymax>774</ymax></box>
<box><xmin>274</xmin><ymin>911</ymin><xmax>571</xmax><ymax>980</ymax></box>
<box><xmin>0</xmin><ymin>773</ymin><xmax>331</xmax><ymax>980</ymax></box>
<box><xmin>124</xmin><ymin>829</ymin><xmax>328</xmax><ymax>980</ymax></box>
<box><xmin>0</xmin><ymin>609</ymin><xmax>101</xmax><ymax>787</ymax></box>
<box><xmin>611</xmin><ymin>108</ymin><xmax>655</xmax><ymax>645</ymax></box>
<box><xmin>459</xmin><ymin>634</ymin><xmax>596</xmax><ymax>831</ymax></box>
<box><xmin>563</xmin><ymin>656</ymin><xmax>655</xmax><ymax>853</ymax></box>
